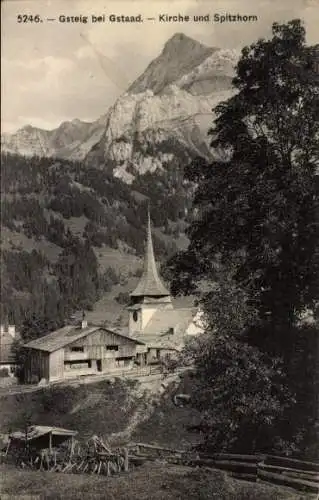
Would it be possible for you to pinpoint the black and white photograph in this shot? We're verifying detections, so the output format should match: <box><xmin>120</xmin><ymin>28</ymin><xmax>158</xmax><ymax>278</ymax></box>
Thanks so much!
<box><xmin>1</xmin><ymin>0</ymin><xmax>318</xmax><ymax>498</ymax></box>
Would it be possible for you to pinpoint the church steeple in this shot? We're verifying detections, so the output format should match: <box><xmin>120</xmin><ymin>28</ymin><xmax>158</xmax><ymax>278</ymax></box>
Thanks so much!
<box><xmin>130</xmin><ymin>207</ymin><xmax>170</xmax><ymax>299</ymax></box>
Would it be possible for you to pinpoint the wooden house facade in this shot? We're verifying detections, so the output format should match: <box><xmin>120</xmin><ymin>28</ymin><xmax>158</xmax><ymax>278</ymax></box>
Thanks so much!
<box><xmin>24</xmin><ymin>323</ymin><xmax>143</xmax><ymax>383</ymax></box>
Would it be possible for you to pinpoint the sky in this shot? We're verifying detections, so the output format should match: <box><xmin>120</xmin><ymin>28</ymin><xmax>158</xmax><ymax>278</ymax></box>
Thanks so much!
<box><xmin>1</xmin><ymin>0</ymin><xmax>318</xmax><ymax>133</ymax></box>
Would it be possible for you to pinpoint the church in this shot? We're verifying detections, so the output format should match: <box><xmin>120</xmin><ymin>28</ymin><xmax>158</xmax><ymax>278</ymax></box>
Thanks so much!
<box><xmin>22</xmin><ymin>211</ymin><xmax>204</xmax><ymax>382</ymax></box>
<box><xmin>127</xmin><ymin>210</ymin><xmax>204</xmax><ymax>366</ymax></box>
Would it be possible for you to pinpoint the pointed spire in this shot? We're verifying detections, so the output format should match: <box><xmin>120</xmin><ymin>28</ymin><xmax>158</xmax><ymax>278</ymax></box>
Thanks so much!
<box><xmin>130</xmin><ymin>205</ymin><xmax>171</xmax><ymax>298</ymax></box>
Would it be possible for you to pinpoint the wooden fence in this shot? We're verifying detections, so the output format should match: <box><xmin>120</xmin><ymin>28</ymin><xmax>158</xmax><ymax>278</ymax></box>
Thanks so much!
<box><xmin>129</xmin><ymin>443</ymin><xmax>319</xmax><ymax>494</ymax></box>
<box><xmin>1</xmin><ymin>365</ymin><xmax>167</xmax><ymax>396</ymax></box>
<box><xmin>257</xmin><ymin>455</ymin><xmax>319</xmax><ymax>494</ymax></box>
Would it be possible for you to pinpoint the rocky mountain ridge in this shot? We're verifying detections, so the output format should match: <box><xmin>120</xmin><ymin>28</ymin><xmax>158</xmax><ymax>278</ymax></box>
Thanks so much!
<box><xmin>1</xmin><ymin>116</ymin><xmax>107</xmax><ymax>160</ymax></box>
<box><xmin>1</xmin><ymin>34</ymin><xmax>239</xmax><ymax>180</ymax></box>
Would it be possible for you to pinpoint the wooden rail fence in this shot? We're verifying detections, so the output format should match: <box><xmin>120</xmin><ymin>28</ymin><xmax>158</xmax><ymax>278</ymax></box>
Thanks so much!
<box><xmin>129</xmin><ymin>443</ymin><xmax>319</xmax><ymax>494</ymax></box>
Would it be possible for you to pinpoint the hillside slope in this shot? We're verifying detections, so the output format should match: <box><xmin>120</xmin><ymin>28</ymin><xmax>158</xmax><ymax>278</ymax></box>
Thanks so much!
<box><xmin>1</xmin><ymin>151</ymin><xmax>190</xmax><ymax>326</ymax></box>
<box><xmin>1</xmin><ymin>463</ymin><xmax>306</xmax><ymax>500</ymax></box>
<box><xmin>0</xmin><ymin>375</ymin><xmax>201</xmax><ymax>449</ymax></box>
<box><xmin>0</xmin><ymin>374</ymin><xmax>311</xmax><ymax>499</ymax></box>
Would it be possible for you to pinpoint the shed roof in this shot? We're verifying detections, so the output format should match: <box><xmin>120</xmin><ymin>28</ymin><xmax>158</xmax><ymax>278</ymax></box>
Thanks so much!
<box><xmin>24</xmin><ymin>325</ymin><xmax>143</xmax><ymax>353</ymax></box>
<box><xmin>10</xmin><ymin>425</ymin><xmax>77</xmax><ymax>442</ymax></box>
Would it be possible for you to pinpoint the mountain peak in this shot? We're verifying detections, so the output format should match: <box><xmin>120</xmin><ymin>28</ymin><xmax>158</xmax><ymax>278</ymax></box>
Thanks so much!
<box><xmin>60</xmin><ymin>119</ymin><xmax>79</xmax><ymax>127</ymax></box>
<box><xmin>21</xmin><ymin>124</ymin><xmax>35</xmax><ymax>132</ymax></box>
<box><xmin>163</xmin><ymin>33</ymin><xmax>209</xmax><ymax>55</ymax></box>
<box><xmin>128</xmin><ymin>33</ymin><xmax>215</xmax><ymax>95</ymax></box>
<box><xmin>164</xmin><ymin>32</ymin><xmax>192</xmax><ymax>46</ymax></box>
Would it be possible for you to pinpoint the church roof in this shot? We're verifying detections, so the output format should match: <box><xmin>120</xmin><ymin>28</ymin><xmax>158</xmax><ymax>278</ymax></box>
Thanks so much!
<box><xmin>130</xmin><ymin>209</ymin><xmax>171</xmax><ymax>298</ymax></box>
<box><xmin>133</xmin><ymin>307</ymin><xmax>198</xmax><ymax>350</ymax></box>
<box><xmin>133</xmin><ymin>334</ymin><xmax>181</xmax><ymax>351</ymax></box>
<box><xmin>144</xmin><ymin>307</ymin><xmax>197</xmax><ymax>336</ymax></box>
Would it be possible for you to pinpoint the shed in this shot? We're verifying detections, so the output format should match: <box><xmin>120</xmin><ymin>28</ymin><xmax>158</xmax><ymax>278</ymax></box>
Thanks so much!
<box><xmin>9</xmin><ymin>425</ymin><xmax>78</xmax><ymax>452</ymax></box>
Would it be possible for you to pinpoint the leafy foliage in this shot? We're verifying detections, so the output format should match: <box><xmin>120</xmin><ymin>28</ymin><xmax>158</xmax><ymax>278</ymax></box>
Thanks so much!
<box><xmin>184</xmin><ymin>331</ymin><xmax>292</xmax><ymax>453</ymax></box>
<box><xmin>167</xmin><ymin>20</ymin><xmax>319</xmax><ymax>456</ymax></box>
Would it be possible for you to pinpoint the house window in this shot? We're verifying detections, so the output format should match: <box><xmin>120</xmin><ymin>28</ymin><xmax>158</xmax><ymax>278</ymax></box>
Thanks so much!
<box><xmin>70</xmin><ymin>346</ymin><xmax>84</xmax><ymax>353</ymax></box>
<box><xmin>133</xmin><ymin>311</ymin><xmax>138</xmax><ymax>322</ymax></box>
<box><xmin>106</xmin><ymin>345</ymin><xmax>119</xmax><ymax>351</ymax></box>
<box><xmin>64</xmin><ymin>361</ymin><xmax>89</xmax><ymax>370</ymax></box>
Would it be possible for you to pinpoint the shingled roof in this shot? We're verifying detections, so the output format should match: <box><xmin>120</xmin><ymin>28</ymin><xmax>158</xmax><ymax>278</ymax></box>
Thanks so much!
<box><xmin>24</xmin><ymin>325</ymin><xmax>142</xmax><ymax>353</ymax></box>
<box><xmin>130</xmin><ymin>209</ymin><xmax>171</xmax><ymax>298</ymax></box>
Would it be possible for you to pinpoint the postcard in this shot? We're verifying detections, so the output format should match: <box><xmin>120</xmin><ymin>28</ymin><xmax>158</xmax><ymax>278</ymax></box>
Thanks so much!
<box><xmin>1</xmin><ymin>1</ymin><xmax>318</xmax><ymax>498</ymax></box>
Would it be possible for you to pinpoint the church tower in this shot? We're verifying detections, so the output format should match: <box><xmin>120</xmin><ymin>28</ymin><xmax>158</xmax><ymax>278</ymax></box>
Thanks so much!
<box><xmin>128</xmin><ymin>208</ymin><xmax>173</xmax><ymax>337</ymax></box>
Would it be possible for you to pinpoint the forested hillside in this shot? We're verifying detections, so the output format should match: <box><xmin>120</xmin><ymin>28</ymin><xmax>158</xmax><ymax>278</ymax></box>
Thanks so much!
<box><xmin>1</xmin><ymin>152</ymin><xmax>193</xmax><ymax>328</ymax></box>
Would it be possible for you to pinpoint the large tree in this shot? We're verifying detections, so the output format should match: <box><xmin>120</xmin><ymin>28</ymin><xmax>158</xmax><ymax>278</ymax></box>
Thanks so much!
<box><xmin>169</xmin><ymin>19</ymin><xmax>318</xmax><ymax>347</ymax></box>
<box><xmin>167</xmin><ymin>20</ymin><xmax>319</xmax><ymax>455</ymax></box>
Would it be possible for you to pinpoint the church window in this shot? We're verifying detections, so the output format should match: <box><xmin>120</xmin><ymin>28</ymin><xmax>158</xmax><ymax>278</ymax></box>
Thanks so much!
<box><xmin>133</xmin><ymin>311</ymin><xmax>138</xmax><ymax>322</ymax></box>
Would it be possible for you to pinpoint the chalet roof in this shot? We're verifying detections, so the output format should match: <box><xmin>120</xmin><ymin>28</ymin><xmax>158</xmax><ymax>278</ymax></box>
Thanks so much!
<box><xmin>130</xmin><ymin>209</ymin><xmax>171</xmax><ymax>298</ymax></box>
<box><xmin>24</xmin><ymin>325</ymin><xmax>143</xmax><ymax>353</ymax></box>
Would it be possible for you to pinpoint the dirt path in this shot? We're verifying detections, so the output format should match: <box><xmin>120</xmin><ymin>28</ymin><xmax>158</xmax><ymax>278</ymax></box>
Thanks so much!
<box><xmin>108</xmin><ymin>373</ymin><xmax>181</xmax><ymax>445</ymax></box>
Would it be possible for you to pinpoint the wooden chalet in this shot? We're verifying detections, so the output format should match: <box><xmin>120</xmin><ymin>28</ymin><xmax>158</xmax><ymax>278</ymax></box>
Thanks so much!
<box><xmin>23</xmin><ymin>322</ymin><xmax>143</xmax><ymax>383</ymax></box>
